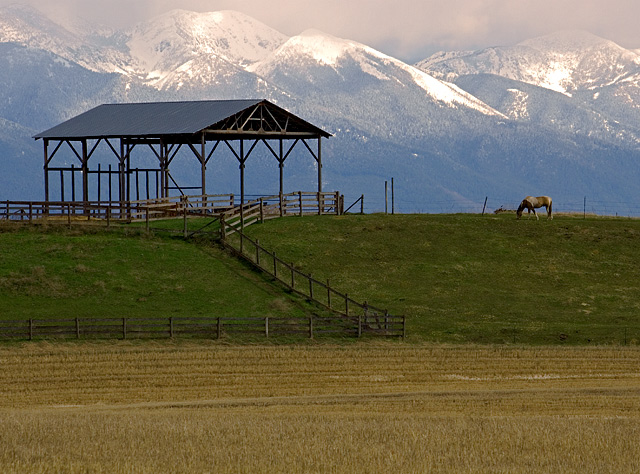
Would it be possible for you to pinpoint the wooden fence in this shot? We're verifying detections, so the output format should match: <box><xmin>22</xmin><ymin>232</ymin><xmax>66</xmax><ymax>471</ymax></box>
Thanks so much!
<box><xmin>0</xmin><ymin>314</ymin><xmax>402</xmax><ymax>341</ymax></box>
<box><xmin>220</xmin><ymin>227</ymin><xmax>405</xmax><ymax>338</ymax></box>
<box><xmin>0</xmin><ymin>191</ymin><xmax>405</xmax><ymax>339</ymax></box>
<box><xmin>220</xmin><ymin>191</ymin><xmax>342</xmax><ymax>237</ymax></box>
<box><xmin>0</xmin><ymin>194</ymin><xmax>237</xmax><ymax>224</ymax></box>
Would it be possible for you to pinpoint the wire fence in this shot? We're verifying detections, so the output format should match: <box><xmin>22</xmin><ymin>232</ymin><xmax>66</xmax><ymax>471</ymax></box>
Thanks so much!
<box><xmin>349</xmin><ymin>194</ymin><xmax>640</xmax><ymax>217</ymax></box>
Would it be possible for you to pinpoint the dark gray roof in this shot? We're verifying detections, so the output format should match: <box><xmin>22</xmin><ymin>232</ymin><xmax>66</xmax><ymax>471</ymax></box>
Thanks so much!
<box><xmin>34</xmin><ymin>99</ymin><xmax>330</xmax><ymax>140</ymax></box>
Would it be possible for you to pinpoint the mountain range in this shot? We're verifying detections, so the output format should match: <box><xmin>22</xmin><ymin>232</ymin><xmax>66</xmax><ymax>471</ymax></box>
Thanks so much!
<box><xmin>1</xmin><ymin>4</ymin><xmax>640</xmax><ymax>214</ymax></box>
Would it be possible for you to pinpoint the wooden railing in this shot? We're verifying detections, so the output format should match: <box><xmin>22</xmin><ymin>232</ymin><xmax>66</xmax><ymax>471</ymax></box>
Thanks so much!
<box><xmin>220</xmin><ymin>191</ymin><xmax>342</xmax><ymax>237</ymax></box>
<box><xmin>220</xmin><ymin>227</ymin><xmax>405</xmax><ymax>338</ymax></box>
<box><xmin>0</xmin><ymin>315</ymin><xmax>399</xmax><ymax>341</ymax></box>
<box><xmin>0</xmin><ymin>195</ymin><xmax>236</xmax><ymax>224</ymax></box>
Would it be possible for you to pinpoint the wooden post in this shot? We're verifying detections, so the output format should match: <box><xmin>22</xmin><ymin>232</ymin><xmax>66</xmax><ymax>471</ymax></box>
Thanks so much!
<box><xmin>28</xmin><ymin>203</ymin><xmax>33</xmax><ymax>224</ymax></box>
<box><xmin>106</xmin><ymin>207</ymin><xmax>111</xmax><ymax>228</ymax></box>
<box><xmin>259</xmin><ymin>198</ymin><xmax>264</xmax><ymax>223</ymax></box>
<box><xmin>402</xmin><ymin>316</ymin><xmax>406</xmax><ymax>340</ymax></box>
<box><xmin>358</xmin><ymin>314</ymin><xmax>362</xmax><ymax>338</ymax></box>
<box><xmin>273</xmin><ymin>252</ymin><xmax>278</xmax><ymax>278</ymax></box>
<box><xmin>279</xmin><ymin>192</ymin><xmax>284</xmax><ymax>217</ymax></box>
<box><xmin>335</xmin><ymin>191</ymin><xmax>340</xmax><ymax>215</ymax></box>
<box><xmin>75</xmin><ymin>317</ymin><xmax>80</xmax><ymax>339</ymax></box>
<box><xmin>309</xmin><ymin>316</ymin><xmax>313</xmax><ymax>339</ymax></box>
<box><xmin>67</xmin><ymin>203</ymin><xmax>72</xmax><ymax>228</ymax></box>
<box><xmin>122</xmin><ymin>317</ymin><xmax>127</xmax><ymax>340</ymax></box>
<box><xmin>391</xmin><ymin>177</ymin><xmax>395</xmax><ymax>215</ymax></box>
<box><xmin>265</xmin><ymin>317</ymin><xmax>269</xmax><ymax>338</ymax></box>
<box><xmin>217</xmin><ymin>317</ymin><xmax>222</xmax><ymax>339</ymax></box>
<box><xmin>385</xmin><ymin>181</ymin><xmax>388</xmax><ymax>214</ymax></box>
<box><xmin>482</xmin><ymin>196</ymin><xmax>488</xmax><ymax>216</ymax></box>
<box><xmin>361</xmin><ymin>195</ymin><xmax>364</xmax><ymax>214</ymax></box>
<box><xmin>299</xmin><ymin>191</ymin><xmax>303</xmax><ymax>217</ymax></box>
<box><xmin>183</xmin><ymin>203</ymin><xmax>188</xmax><ymax>239</ymax></box>
<box><xmin>290</xmin><ymin>263</ymin><xmax>295</xmax><ymax>289</ymax></box>
<box><xmin>309</xmin><ymin>274</ymin><xmax>314</xmax><ymax>300</ymax></box>
<box><xmin>29</xmin><ymin>318</ymin><xmax>33</xmax><ymax>341</ymax></box>
<box><xmin>145</xmin><ymin>208</ymin><xmax>150</xmax><ymax>232</ymax></box>
<box><xmin>169</xmin><ymin>317</ymin><xmax>174</xmax><ymax>338</ymax></box>
<box><xmin>345</xmin><ymin>294</ymin><xmax>349</xmax><ymax>316</ymax></box>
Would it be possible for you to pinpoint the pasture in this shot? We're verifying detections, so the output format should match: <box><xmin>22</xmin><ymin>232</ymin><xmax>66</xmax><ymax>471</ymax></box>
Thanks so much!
<box><xmin>1</xmin><ymin>342</ymin><xmax>639</xmax><ymax>473</ymax></box>
<box><xmin>244</xmin><ymin>213</ymin><xmax>640</xmax><ymax>345</ymax></box>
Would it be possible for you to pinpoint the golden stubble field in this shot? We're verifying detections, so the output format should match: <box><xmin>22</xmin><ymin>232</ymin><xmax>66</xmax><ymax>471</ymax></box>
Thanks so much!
<box><xmin>1</xmin><ymin>341</ymin><xmax>639</xmax><ymax>473</ymax></box>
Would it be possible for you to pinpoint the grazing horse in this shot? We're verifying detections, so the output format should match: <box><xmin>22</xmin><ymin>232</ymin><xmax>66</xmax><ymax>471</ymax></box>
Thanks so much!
<box><xmin>516</xmin><ymin>196</ymin><xmax>553</xmax><ymax>220</ymax></box>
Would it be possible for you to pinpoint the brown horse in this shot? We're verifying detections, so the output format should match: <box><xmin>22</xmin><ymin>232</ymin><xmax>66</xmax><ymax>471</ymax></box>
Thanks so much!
<box><xmin>516</xmin><ymin>196</ymin><xmax>552</xmax><ymax>220</ymax></box>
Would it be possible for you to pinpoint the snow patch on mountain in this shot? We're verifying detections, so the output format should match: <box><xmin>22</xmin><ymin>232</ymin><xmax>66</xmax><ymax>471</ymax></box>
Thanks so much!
<box><xmin>127</xmin><ymin>9</ymin><xmax>287</xmax><ymax>85</ymax></box>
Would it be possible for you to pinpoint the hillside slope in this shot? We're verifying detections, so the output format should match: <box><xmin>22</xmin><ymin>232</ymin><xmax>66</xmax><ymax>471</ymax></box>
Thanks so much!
<box><xmin>245</xmin><ymin>213</ymin><xmax>640</xmax><ymax>345</ymax></box>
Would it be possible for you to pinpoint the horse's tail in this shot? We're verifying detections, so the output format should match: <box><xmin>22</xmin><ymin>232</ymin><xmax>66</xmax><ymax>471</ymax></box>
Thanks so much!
<box><xmin>548</xmin><ymin>199</ymin><xmax>553</xmax><ymax>218</ymax></box>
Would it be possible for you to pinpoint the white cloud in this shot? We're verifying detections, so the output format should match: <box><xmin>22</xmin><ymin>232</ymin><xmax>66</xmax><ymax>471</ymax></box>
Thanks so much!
<box><xmin>2</xmin><ymin>0</ymin><xmax>639</xmax><ymax>61</ymax></box>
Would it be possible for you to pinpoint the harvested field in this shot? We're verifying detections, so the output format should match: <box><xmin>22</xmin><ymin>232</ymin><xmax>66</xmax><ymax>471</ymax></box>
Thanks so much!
<box><xmin>1</xmin><ymin>342</ymin><xmax>639</xmax><ymax>473</ymax></box>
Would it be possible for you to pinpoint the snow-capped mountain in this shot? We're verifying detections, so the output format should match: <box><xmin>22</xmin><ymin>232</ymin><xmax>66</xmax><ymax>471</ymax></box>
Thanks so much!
<box><xmin>1</xmin><ymin>5</ymin><xmax>640</xmax><ymax>214</ymax></box>
<box><xmin>417</xmin><ymin>30</ymin><xmax>640</xmax><ymax>96</ymax></box>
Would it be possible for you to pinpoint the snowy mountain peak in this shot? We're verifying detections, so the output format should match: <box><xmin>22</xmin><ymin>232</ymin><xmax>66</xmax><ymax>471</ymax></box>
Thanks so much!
<box><xmin>417</xmin><ymin>30</ymin><xmax>640</xmax><ymax>95</ymax></box>
<box><xmin>127</xmin><ymin>9</ymin><xmax>287</xmax><ymax>78</ymax></box>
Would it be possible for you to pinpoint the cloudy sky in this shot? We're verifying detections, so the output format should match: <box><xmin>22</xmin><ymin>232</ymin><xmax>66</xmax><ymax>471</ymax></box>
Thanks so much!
<box><xmin>4</xmin><ymin>0</ymin><xmax>639</xmax><ymax>61</ymax></box>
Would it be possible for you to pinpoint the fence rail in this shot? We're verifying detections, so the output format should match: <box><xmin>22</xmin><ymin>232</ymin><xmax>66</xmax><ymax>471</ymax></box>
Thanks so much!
<box><xmin>220</xmin><ymin>227</ymin><xmax>405</xmax><ymax>338</ymax></box>
<box><xmin>0</xmin><ymin>315</ymin><xmax>403</xmax><ymax>341</ymax></box>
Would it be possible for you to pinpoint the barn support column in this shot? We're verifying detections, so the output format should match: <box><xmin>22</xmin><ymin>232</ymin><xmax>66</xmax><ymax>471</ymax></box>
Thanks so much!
<box><xmin>201</xmin><ymin>134</ymin><xmax>207</xmax><ymax>206</ymax></box>
<box><xmin>81</xmin><ymin>139</ymin><xmax>89</xmax><ymax>206</ymax></box>
<box><xmin>43</xmin><ymin>139</ymin><xmax>50</xmax><ymax>203</ymax></box>
<box><xmin>279</xmin><ymin>139</ymin><xmax>284</xmax><ymax>197</ymax></box>
<box><xmin>317</xmin><ymin>137</ymin><xmax>323</xmax><ymax>194</ymax></box>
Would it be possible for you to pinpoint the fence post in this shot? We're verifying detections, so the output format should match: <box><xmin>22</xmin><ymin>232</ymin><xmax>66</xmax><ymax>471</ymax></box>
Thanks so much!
<box><xmin>28</xmin><ymin>203</ymin><xmax>33</xmax><ymax>224</ymax></box>
<box><xmin>273</xmin><ymin>252</ymin><xmax>278</xmax><ymax>278</ymax></box>
<box><xmin>358</xmin><ymin>314</ymin><xmax>362</xmax><ymax>338</ymax></box>
<box><xmin>290</xmin><ymin>263</ymin><xmax>295</xmax><ymax>289</ymax></box>
<box><xmin>259</xmin><ymin>198</ymin><xmax>264</xmax><ymax>223</ymax></box>
<box><xmin>317</xmin><ymin>192</ymin><xmax>322</xmax><ymax>215</ymax></box>
<box><xmin>122</xmin><ymin>317</ymin><xmax>127</xmax><ymax>340</ymax></box>
<box><xmin>402</xmin><ymin>316</ymin><xmax>406</xmax><ymax>340</ymax></box>
<box><xmin>256</xmin><ymin>239</ymin><xmax>261</xmax><ymax>266</ymax></box>
<box><xmin>361</xmin><ymin>195</ymin><xmax>364</xmax><ymax>214</ymax></box>
<box><xmin>309</xmin><ymin>274</ymin><xmax>314</xmax><ymax>300</ymax></box>
<box><xmin>106</xmin><ymin>207</ymin><xmax>111</xmax><ymax>228</ymax></box>
<box><xmin>265</xmin><ymin>317</ymin><xmax>269</xmax><ymax>338</ymax></box>
<box><xmin>345</xmin><ymin>294</ymin><xmax>349</xmax><ymax>316</ymax></box>
<box><xmin>279</xmin><ymin>192</ymin><xmax>284</xmax><ymax>217</ymax></box>
<box><xmin>183</xmin><ymin>204</ymin><xmax>188</xmax><ymax>239</ymax></box>
<box><xmin>217</xmin><ymin>317</ymin><xmax>222</xmax><ymax>339</ymax></box>
<box><xmin>67</xmin><ymin>204</ymin><xmax>72</xmax><ymax>228</ymax></box>
<box><xmin>145</xmin><ymin>208</ymin><xmax>150</xmax><ymax>232</ymax></box>
<box><xmin>299</xmin><ymin>191</ymin><xmax>303</xmax><ymax>217</ymax></box>
<box><xmin>169</xmin><ymin>317</ymin><xmax>174</xmax><ymax>338</ymax></box>
<box><xmin>309</xmin><ymin>316</ymin><xmax>313</xmax><ymax>339</ymax></box>
<box><xmin>335</xmin><ymin>192</ymin><xmax>340</xmax><ymax>215</ymax></box>
<box><xmin>29</xmin><ymin>318</ymin><xmax>33</xmax><ymax>341</ymax></box>
<box><xmin>75</xmin><ymin>317</ymin><xmax>80</xmax><ymax>339</ymax></box>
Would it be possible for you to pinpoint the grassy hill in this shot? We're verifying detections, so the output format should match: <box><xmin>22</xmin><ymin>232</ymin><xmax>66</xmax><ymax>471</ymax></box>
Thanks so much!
<box><xmin>1</xmin><ymin>213</ymin><xmax>640</xmax><ymax>345</ymax></box>
<box><xmin>243</xmin><ymin>213</ymin><xmax>640</xmax><ymax>345</ymax></box>
<box><xmin>0</xmin><ymin>224</ymin><xmax>318</xmax><ymax>322</ymax></box>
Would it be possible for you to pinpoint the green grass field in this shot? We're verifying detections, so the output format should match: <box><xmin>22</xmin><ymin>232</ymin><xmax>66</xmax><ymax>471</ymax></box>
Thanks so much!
<box><xmin>243</xmin><ymin>213</ymin><xmax>640</xmax><ymax>345</ymax></box>
<box><xmin>2</xmin><ymin>213</ymin><xmax>640</xmax><ymax>345</ymax></box>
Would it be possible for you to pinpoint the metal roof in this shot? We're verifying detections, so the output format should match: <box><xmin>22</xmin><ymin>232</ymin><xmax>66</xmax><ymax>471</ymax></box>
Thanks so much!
<box><xmin>34</xmin><ymin>99</ymin><xmax>330</xmax><ymax>140</ymax></box>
